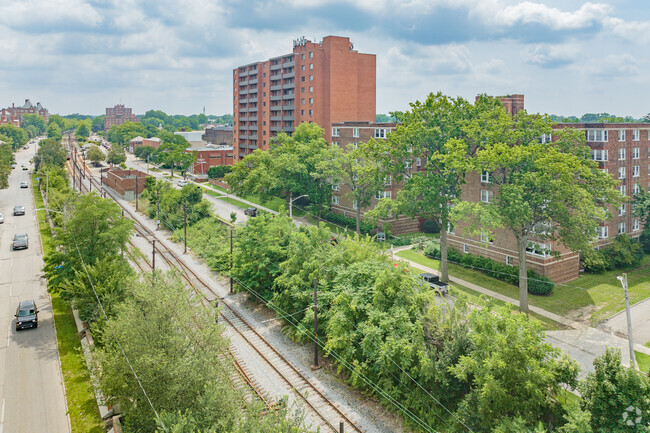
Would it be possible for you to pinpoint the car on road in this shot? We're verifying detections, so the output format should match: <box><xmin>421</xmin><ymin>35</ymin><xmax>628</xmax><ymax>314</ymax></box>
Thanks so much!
<box><xmin>177</xmin><ymin>179</ymin><xmax>188</xmax><ymax>187</ymax></box>
<box><xmin>15</xmin><ymin>300</ymin><xmax>39</xmax><ymax>331</ymax></box>
<box><xmin>12</xmin><ymin>234</ymin><xmax>28</xmax><ymax>250</ymax></box>
<box><xmin>22</xmin><ymin>164</ymin><xmax>28</xmax><ymax>170</ymax></box>
<box><xmin>419</xmin><ymin>272</ymin><xmax>449</xmax><ymax>296</ymax></box>
<box><xmin>23</xmin><ymin>145</ymin><xmax>29</xmax><ymax>149</ymax></box>
<box><xmin>13</xmin><ymin>205</ymin><xmax>25</xmax><ymax>216</ymax></box>
<box><xmin>20</xmin><ymin>181</ymin><xmax>28</xmax><ymax>188</ymax></box>
<box><xmin>244</xmin><ymin>207</ymin><xmax>257</xmax><ymax>217</ymax></box>
<box><xmin>0</xmin><ymin>213</ymin><xmax>4</xmax><ymax>224</ymax></box>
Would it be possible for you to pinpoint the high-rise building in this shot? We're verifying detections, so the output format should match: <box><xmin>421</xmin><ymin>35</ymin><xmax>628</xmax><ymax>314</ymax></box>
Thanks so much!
<box><xmin>104</xmin><ymin>104</ymin><xmax>139</xmax><ymax>130</ymax></box>
<box><xmin>232</xmin><ymin>35</ymin><xmax>376</xmax><ymax>161</ymax></box>
<box><xmin>0</xmin><ymin>99</ymin><xmax>49</xmax><ymax>126</ymax></box>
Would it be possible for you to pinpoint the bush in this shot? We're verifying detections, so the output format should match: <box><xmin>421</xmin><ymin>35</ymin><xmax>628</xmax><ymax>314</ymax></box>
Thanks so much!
<box><xmin>422</xmin><ymin>219</ymin><xmax>440</xmax><ymax>233</ymax></box>
<box><xmin>207</xmin><ymin>165</ymin><xmax>232</xmax><ymax>179</ymax></box>
<box><xmin>583</xmin><ymin>234</ymin><xmax>644</xmax><ymax>273</ymax></box>
<box><xmin>640</xmin><ymin>227</ymin><xmax>650</xmax><ymax>254</ymax></box>
<box><xmin>424</xmin><ymin>244</ymin><xmax>554</xmax><ymax>295</ymax></box>
<box><xmin>321</xmin><ymin>210</ymin><xmax>375</xmax><ymax>234</ymax></box>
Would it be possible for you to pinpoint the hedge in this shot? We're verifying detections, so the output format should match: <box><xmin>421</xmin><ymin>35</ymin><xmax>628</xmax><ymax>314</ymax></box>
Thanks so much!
<box><xmin>424</xmin><ymin>242</ymin><xmax>555</xmax><ymax>295</ymax></box>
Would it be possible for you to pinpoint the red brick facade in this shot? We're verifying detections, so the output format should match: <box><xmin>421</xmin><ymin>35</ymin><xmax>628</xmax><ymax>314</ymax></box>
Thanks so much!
<box><xmin>105</xmin><ymin>104</ymin><xmax>139</xmax><ymax>130</ymax></box>
<box><xmin>0</xmin><ymin>99</ymin><xmax>49</xmax><ymax>126</ymax></box>
<box><xmin>232</xmin><ymin>36</ymin><xmax>376</xmax><ymax>161</ymax></box>
<box><xmin>101</xmin><ymin>169</ymin><xmax>147</xmax><ymax>200</ymax></box>
<box><xmin>187</xmin><ymin>147</ymin><xmax>234</xmax><ymax>177</ymax></box>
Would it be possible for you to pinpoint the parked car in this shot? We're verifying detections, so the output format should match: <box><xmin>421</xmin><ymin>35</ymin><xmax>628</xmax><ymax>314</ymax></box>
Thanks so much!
<box><xmin>244</xmin><ymin>207</ymin><xmax>257</xmax><ymax>217</ymax></box>
<box><xmin>21</xmin><ymin>164</ymin><xmax>28</xmax><ymax>170</ymax></box>
<box><xmin>13</xmin><ymin>205</ymin><xmax>25</xmax><ymax>216</ymax></box>
<box><xmin>12</xmin><ymin>234</ymin><xmax>28</xmax><ymax>250</ymax></box>
<box><xmin>23</xmin><ymin>145</ymin><xmax>29</xmax><ymax>149</ymax></box>
<box><xmin>20</xmin><ymin>181</ymin><xmax>28</xmax><ymax>188</ymax></box>
<box><xmin>419</xmin><ymin>272</ymin><xmax>449</xmax><ymax>296</ymax></box>
<box><xmin>177</xmin><ymin>179</ymin><xmax>188</xmax><ymax>187</ymax></box>
<box><xmin>0</xmin><ymin>213</ymin><xmax>4</xmax><ymax>224</ymax></box>
<box><xmin>15</xmin><ymin>300</ymin><xmax>39</xmax><ymax>330</ymax></box>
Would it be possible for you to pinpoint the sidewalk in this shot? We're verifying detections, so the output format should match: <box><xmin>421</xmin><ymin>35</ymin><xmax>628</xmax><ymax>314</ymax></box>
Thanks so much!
<box><xmin>394</xmin><ymin>247</ymin><xmax>650</xmax><ymax>363</ymax></box>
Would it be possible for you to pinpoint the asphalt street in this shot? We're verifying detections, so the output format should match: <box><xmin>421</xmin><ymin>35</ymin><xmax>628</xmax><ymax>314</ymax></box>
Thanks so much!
<box><xmin>600</xmin><ymin>297</ymin><xmax>650</xmax><ymax>346</ymax></box>
<box><xmin>0</xmin><ymin>141</ymin><xmax>70</xmax><ymax>433</ymax></box>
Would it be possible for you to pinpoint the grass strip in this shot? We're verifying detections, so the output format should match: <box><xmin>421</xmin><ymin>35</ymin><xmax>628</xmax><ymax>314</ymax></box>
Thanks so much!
<box><xmin>636</xmin><ymin>351</ymin><xmax>650</xmax><ymax>374</ymax></box>
<box><xmin>33</xmin><ymin>176</ymin><xmax>104</xmax><ymax>433</ymax></box>
<box><xmin>218</xmin><ymin>196</ymin><xmax>251</xmax><ymax>209</ymax></box>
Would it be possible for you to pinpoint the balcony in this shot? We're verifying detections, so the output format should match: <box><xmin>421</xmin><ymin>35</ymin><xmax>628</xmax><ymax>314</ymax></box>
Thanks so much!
<box><xmin>248</xmin><ymin>106</ymin><xmax>258</xmax><ymax>112</ymax></box>
<box><xmin>282</xmin><ymin>94</ymin><xmax>294</xmax><ymax>100</ymax></box>
<box><xmin>238</xmin><ymin>71</ymin><xmax>247</xmax><ymax>78</ymax></box>
<box><xmin>248</xmin><ymin>88</ymin><xmax>258</xmax><ymax>94</ymax></box>
<box><xmin>239</xmin><ymin>134</ymin><xmax>248</xmax><ymax>140</ymax></box>
<box><xmin>239</xmin><ymin>98</ymin><xmax>248</xmax><ymax>104</ymax></box>
<box><xmin>248</xmin><ymin>79</ymin><xmax>257</xmax><ymax>85</ymax></box>
<box><xmin>248</xmin><ymin>69</ymin><xmax>257</xmax><ymax>75</ymax></box>
<box><xmin>239</xmin><ymin>152</ymin><xmax>247</xmax><ymax>158</ymax></box>
<box><xmin>239</xmin><ymin>90</ymin><xmax>247</xmax><ymax>96</ymax></box>
<box><xmin>270</xmin><ymin>116</ymin><xmax>281</xmax><ymax>121</ymax></box>
<box><xmin>270</xmin><ymin>126</ymin><xmax>281</xmax><ymax>132</ymax></box>
<box><xmin>247</xmin><ymin>97</ymin><xmax>257</xmax><ymax>103</ymax></box>
<box><xmin>248</xmin><ymin>116</ymin><xmax>257</xmax><ymax>121</ymax></box>
<box><xmin>270</xmin><ymin>105</ymin><xmax>282</xmax><ymax>111</ymax></box>
<box><xmin>238</xmin><ymin>108</ymin><xmax>247</xmax><ymax>113</ymax></box>
<box><xmin>270</xmin><ymin>85</ymin><xmax>282</xmax><ymax>91</ymax></box>
<box><xmin>270</xmin><ymin>63</ymin><xmax>281</xmax><ymax>71</ymax></box>
<box><xmin>239</xmin><ymin>80</ymin><xmax>248</xmax><ymax>87</ymax></box>
<box><xmin>284</xmin><ymin>127</ymin><xmax>295</xmax><ymax>132</ymax></box>
<box><xmin>282</xmin><ymin>115</ymin><xmax>294</xmax><ymax>121</ymax></box>
<box><xmin>283</xmin><ymin>72</ymin><xmax>295</xmax><ymax>79</ymax></box>
<box><xmin>249</xmin><ymin>134</ymin><xmax>258</xmax><ymax>140</ymax></box>
<box><xmin>270</xmin><ymin>74</ymin><xmax>281</xmax><ymax>81</ymax></box>
<box><xmin>282</xmin><ymin>83</ymin><xmax>295</xmax><ymax>90</ymax></box>
<box><xmin>270</xmin><ymin>95</ymin><xmax>281</xmax><ymax>101</ymax></box>
<box><xmin>283</xmin><ymin>104</ymin><xmax>295</xmax><ymax>110</ymax></box>
<box><xmin>248</xmin><ymin>126</ymin><xmax>258</xmax><ymax>131</ymax></box>
<box><xmin>283</xmin><ymin>61</ymin><xmax>295</xmax><ymax>68</ymax></box>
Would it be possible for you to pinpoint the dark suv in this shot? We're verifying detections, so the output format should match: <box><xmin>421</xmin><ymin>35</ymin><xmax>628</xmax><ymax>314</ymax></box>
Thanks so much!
<box><xmin>419</xmin><ymin>272</ymin><xmax>450</xmax><ymax>296</ymax></box>
<box><xmin>244</xmin><ymin>207</ymin><xmax>257</xmax><ymax>217</ymax></box>
<box><xmin>15</xmin><ymin>300</ymin><xmax>39</xmax><ymax>330</ymax></box>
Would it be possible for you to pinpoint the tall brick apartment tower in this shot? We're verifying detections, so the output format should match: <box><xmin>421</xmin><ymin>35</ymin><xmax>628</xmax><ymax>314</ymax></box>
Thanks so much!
<box><xmin>232</xmin><ymin>36</ymin><xmax>376</xmax><ymax>160</ymax></box>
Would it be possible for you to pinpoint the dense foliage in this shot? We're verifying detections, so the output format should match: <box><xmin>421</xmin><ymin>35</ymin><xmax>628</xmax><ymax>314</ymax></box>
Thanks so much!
<box><xmin>582</xmin><ymin>235</ymin><xmax>644</xmax><ymax>272</ymax></box>
<box><xmin>207</xmin><ymin>164</ymin><xmax>232</xmax><ymax>179</ymax></box>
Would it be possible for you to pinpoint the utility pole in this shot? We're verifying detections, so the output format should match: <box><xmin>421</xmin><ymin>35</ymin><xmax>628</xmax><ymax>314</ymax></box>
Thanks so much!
<box><xmin>152</xmin><ymin>240</ymin><xmax>156</xmax><ymax>271</ymax></box>
<box><xmin>312</xmin><ymin>277</ymin><xmax>320</xmax><ymax>370</ymax></box>
<box><xmin>183</xmin><ymin>203</ymin><xmax>187</xmax><ymax>254</ymax></box>
<box><xmin>156</xmin><ymin>186</ymin><xmax>160</xmax><ymax>230</ymax></box>
<box><xmin>339</xmin><ymin>421</ymin><xmax>344</xmax><ymax>433</ymax></box>
<box><xmin>135</xmin><ymin>175</ymin><xmax>139</xmax><ymax>211</ymax></box>
<box><xmin>230</xmin><ymin>228</ymin><xmax>233</xmax><ymax>294</ymax></box>
<box><xmin>617</xmin><ymin>273</ymin><xmax>637</xmax><ymax>370</ymax></box>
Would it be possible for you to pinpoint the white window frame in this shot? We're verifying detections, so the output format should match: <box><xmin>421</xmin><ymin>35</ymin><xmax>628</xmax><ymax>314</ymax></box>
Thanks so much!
<box><xmin>506</xmin><ymin>256</ymin><xmax>514</xmax><ymax>266</ymax></box>
<box><xmin>592</xmin><ymin>149</ymin><xmax>608</xmax><ymax>161</ymax></box>
<box><xmin>447</xmin><ymin>222</ymin><xmax>454</xmax><ymax>234</ymax></box>
<box><xmin>384</xmin><ymin>176</ymin><xmax>392</xmax><ymax>186</ymax></box>
<box><xmin>587</xmin><ymin>130</ymin><xmax>608</xmax><ymax>142</ymax></box>
<box><xmin>618</xmin><ymin>222</ymin><xmax>626</xmax><ymax>234</ymax></box>
<box><xmin>620</xmin><ymin>185</ymin><xmax>626</xmax><ymax>195</ymax></box>
<box><xmin>374</xmin><ymin>128</ymin><xmax>387</xmax><ymax>139</ymax></box>
<box><xmin>633</xmin><ymin>183</ymin><xmax>641</xmax><ymax>194</ymax></box>
<box><xmin>332</xmin><ymin>183</ymin><xmax>339</xmax><ymax>191</ymax></box>
<box><xmin>352</xmin><ymin>200</ymin><xmax>357</xmax><ymax>210</ymax></box>
<box><xmin>633</xmin><ymin>166</ymin><xmax>640</xmax><ymax>178</ymax></box>
<box><xmin>463</xmin><ymin>244</ymin><xmax>470</xmax><ymax>253</ymax></box>
<box><xmin>352</xmin><ymin>128</ymin><xmax>359</xmax><ymax>138</ymax></box>
<box><xmin>480</xmin><ymin>190</ymin><xmax>493</xmax><ymax>203</ymax></box>
<box><xmin>416</xmin><ymin>157</ymin><xmax>422</xmax><ymax>167</ymax></box>
<box><xmin>480</xmin><ymin>232</ymin><xmax>493</xmax><ymax>244</ymax></box>
<box><xmin>618</xmin><ymin>130</ymin><xmax>626</xmax><ymax>141</ymax></box>
<box><xmin>331</xmin><ymin>195</ymin><xmax>339</xmax><ymax>205</ymax></box>
<box><xmin>632</xmin><ymin>147</ymin><xmax>640</xmax><ymax>159</ymax></box>
<box><xmin>619</xmin><ymin>148</ymin><xmax>626</xmax><ymax>160</ymax></box>
<box><xmin>619</xmin><ymin>166</ymin><xmax>626</xmax><ymax>179</ymax></box>
<box><xmin>619</xmin><ymin>203</ymin><xmax>626</xmax><ymax>216</ymax></box>
<box><xmin>539</xmin><ymin>133</ymin><xmax>552</xmax><ymax>144</ymax></box>
<box><xmin>332</xmin><ymin>127</ymin><xmax>339</xmax><ymax>137</ymax></box>
<box><xmin>633</xmin><ymin>219</ymin><xmax>640</xmax><ymax>232</ymax></box>
<box><xmin>481</xmin><ymin>171</ymin><xmax>490</xmax><ymax>183</ymax></box>
<box><xmin>526</xmin><ymin>241</ymin><xmax>551</xmax><ymax>257</ymax></box>
<box><xmin>597</xmin><ymin>226</ymin><xmax>608</xmax><ymax>239</ymax></box>
<box><xmin>633</xmin><ymin>129</ymin><xmax>640</xmax><ymax>141</ymax></box>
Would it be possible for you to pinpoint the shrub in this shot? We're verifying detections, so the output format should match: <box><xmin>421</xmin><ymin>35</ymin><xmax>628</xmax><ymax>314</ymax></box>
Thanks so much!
<box><xmin>422</xmin><ymin>219</ymin><xmax>440</xmax><ymax>233</ymax></box>
<box><xmin>424</xmin><ymin>244</ymin><xmax>554</xmax><ymax>295</ymax></box>
<box><xmin>207</xmin><ymin>165</ymin><xmax>232</xmax><ymax>179</ymax></box>
<box><xmin>640</xmin><ymin>227</ymin><xmax>650</xmax><ymax>254</ymax></box>
<box><xmin>583</xmin><ymin>234</ymin><xmax>644</xmax><ymax>273</ymax></box>
<box><xmin>321</xmin><ymin>211</ymin><xmax>375</xmax><ymax>234</ymax></box>
<box><xmin>582</xmin><ymin>250</ymin><xmax>608</xmax><ymax>273</ymax></box>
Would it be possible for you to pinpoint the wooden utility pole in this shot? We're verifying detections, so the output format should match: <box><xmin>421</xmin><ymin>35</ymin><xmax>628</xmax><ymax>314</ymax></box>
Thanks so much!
<box><xmin>230</xmin><ymin>228</ymin><xmax>233</xmax><ymax>294</ymax></box>
<box><xmin>183</xmin><ymin>203</ymin><xmax>187</xmax><ymax>254</ymax></box>
<box><xmin>312</xmin><ymin>277</ymin><xmax>320</xmax><ymax>370</ymax></box>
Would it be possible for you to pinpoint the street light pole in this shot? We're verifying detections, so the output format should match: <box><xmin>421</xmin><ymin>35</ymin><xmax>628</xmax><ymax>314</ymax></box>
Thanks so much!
<box><xmin>617</xmin><ymin>273</ymin><xmax>637</xmax><ymax>370</ymax></box>
<box><xmin>289</xmin><ymin>194</ymin><xmax>308</xmax><ymax>218</ymax></box>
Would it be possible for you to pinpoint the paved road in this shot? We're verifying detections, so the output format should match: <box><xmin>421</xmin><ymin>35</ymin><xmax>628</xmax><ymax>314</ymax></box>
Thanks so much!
<box><xmin>600</xmin><ymin>297</ymin><xmax>650</xmax><ymax>346</ymax></box>
<box><xmin>0</xmin><ymin>142</ymin><xmax>70</xmax><ymax>433</ymax></box>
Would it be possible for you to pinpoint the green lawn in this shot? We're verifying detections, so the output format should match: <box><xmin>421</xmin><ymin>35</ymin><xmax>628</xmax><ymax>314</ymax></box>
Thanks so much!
<box><xmin>203</xmin><ymin>189</ymin><xmax>223</xmax><ymax>198</ymax></box>
<box><xmin>636</xmin><ymin>351</ymin><xmax>650</xmax><ymax>374</ymax></box>
<box><xmin>33</xmin><ymin>179</ymin><xmax>104</xmax><ymax>433</ymax></box>
<box><xmin>210</xmin><ymin>184</ymin><xmax>228</xmax><ymax>193</ymax></box>
<box><xmin>397</xmin><ymin>248</ymin><xmax>650</xmax><ymax>325</ymax></box>
<box><xmin>218</xmin><ymin>196</ymin><xmax>251</xmax><ymax>209</ymax></box>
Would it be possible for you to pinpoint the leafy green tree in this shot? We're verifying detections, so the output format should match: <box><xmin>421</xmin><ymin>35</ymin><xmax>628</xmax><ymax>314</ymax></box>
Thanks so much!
<box><xmin>579</xmin><ymin>347</ymin><xmax>650</xmax><ymax>433</ymax></box>
<box><xmin>86</xmin><ymin>145</ymin><xmax>105</xmax><ymax>166</ymax></box>
<box><xmin>34</xmin><ymin>137</ymin><xmax>67</xmax><ymax>169</ymax></box>
<box><xmin>0</xmin><ymin>123</ymin><xmax>29</xmax><ymax>149</ymax></box>
<box><xmin>322</xmin><ymin>141</ymin><xmax>386</xmax><ymax>234</ymax></box>
<box><xmin>106</xmin><ymin>143</ymin><xmax>126</xmax><ymax>166</ymax></box>
<box><xmin>46</xmin><ymin>122</ymin><xmax>62</xmax><ymax>141</ymax></box>
<box><xmin>207</xmin><ymin>165</ymin><xmax>232</xmax><ymax>179</ymax></box>
<box><xmin>632</xmin><ymin>186</ymin><xmax>650</xmax><ymax>253</ymax></box>
<box><xmin>449</xmin><ymin>303</ymin><xmax>580</xmax><ymax>431</ymax></box>
<box><xmin>371</xmin><ymin>93</ymin><xmax>507</xmax><ymax>282</ymax></box>
<box><xmin>43</xmin><ymin>193</ymin><xmax>133</xmax><ymax>291</ymax></box>
<box><xmin>0</xmin><ymin>139</ymin><xmax>14</xmax><ymax>188</ymax></box>
<box><xmin>48</xmin><ymin>114</ymin><xmax>65</xmax><ymax>129</ymax></box>
<box><xmin>95</xmin><ymin>272</ymin><xmax>233</xmax><ymax>433</ymax></box>
<box><xmin>454</xmin><ymin>115</ymin><xmax>620</xmax><ymax>313</ymax></box>
<box><xmin>24</xmin><ymin>124</ymin><xmax>39</xmax><ymax>139</ymax></box>
<box><xmin>21</xmin><ymin>113</ymin><xmax>47</xmax><ymax>135</ymax></box>
<box><xmin>106</xmin><ymin>121</ymin><xmax>148</xmax><ymax>145</ymax></box>
<box><xmin>134</xmin><ymin>145</ymin><xmax>155</xmax><ymax>161</ymax></box>
<box><xmin>91</xmin><ymin>115</ymin><xmax>105</xmax><ymax>132</ymax></box>
<box><xmin>75</xmin><ymin>120</ymin><xmax>91</xmax><ymax>140</ymax></box>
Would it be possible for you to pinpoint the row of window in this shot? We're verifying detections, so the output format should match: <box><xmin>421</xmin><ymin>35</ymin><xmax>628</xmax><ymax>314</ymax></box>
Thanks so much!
<box><xmin>596</xmin><ymin>220</ymin><xmax>641</xmax><ymax>238</ymax></box>
<box><xmin>590</xmin><ymin>147</ymin><xmax>649</xmax><ymax>161</ymax></box>
<box><xmin>587</xmin><ymin>129</ymin><xmax>644</xmax><ymax>142</ymax></box>
<box><xmin>332</xmin><ymin>127</ymin><xmax>386</xmax><ymax>138</ymax></box>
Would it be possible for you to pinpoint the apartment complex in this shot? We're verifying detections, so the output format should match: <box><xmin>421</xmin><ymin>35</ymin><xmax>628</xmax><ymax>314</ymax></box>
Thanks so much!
<box><xmin>104</xmin><ymin>104</ymin><xmax>139</xmax><ymax>130</ymax></box>
<box><xmin>232</xmin><ymin>35</ymin><xmax>376</xmax><ymax>161</ymax></box>
<box><xmin>0</xmin><ymin>99</ymin><xmax>49</xmax><ymax>126</ymax></box>
<box><xmin>329</xmin><ymin>121</ymin><xmax>428</xmax><ymax>234</ymax></box>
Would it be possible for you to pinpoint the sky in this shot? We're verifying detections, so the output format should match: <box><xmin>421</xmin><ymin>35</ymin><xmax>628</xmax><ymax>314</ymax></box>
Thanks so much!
<box><xmin>1</xmin><ymin>0</ymin><xmax>649</xmax><ymax>118</ymax></box>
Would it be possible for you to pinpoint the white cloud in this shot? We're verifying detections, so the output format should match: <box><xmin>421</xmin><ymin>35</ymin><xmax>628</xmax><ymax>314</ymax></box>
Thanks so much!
<box><xmin>0</xmin><ymin>0</ymin><xmax>102</xmax><ymax>29</ymax></box>
<box><xmin>604</xmin><ymin>17</ymin><xmax>650</xmax><ymax>44</ymax></box>
<box><xmin>491</xmin><ymin>1</ymin><xmax>611</xmax><ymax>29</ymax></box>
<box><xmin>522</xmin><ymin>43</ymin><xmax>579</xmax><ymax>66</ymax></box>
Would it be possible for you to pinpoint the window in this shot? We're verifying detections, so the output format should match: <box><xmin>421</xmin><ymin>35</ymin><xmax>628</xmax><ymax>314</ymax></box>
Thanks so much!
<box><xmin>309</xmin><ymin>109</ymin><xmax>313</xmax><ymax>116</ymax></box>
<box><xmin>633</xmin><ymin>129</ymin><xmax>640</xmax><ymax>141</ymax></box>
<box><xmin>526</xmin><ymin>242</ymin><xmax>551</xmax><ymax>257</ymax></box>
<box><xmin>619</xmin><ymin>148</ymin><xmax>626</xmax><ymax>160</ymax></box>
<box><xmin>301</xmin><ymin>54</ymin><xmax>305</xmax><ymax>60</ymax></box>
<box><xmin>331</xmin><ymin>195</ymin><xmax>339</xmax><ymax>205</ymax></box>
<box><xmin>309</xmin><ymin>86</ymin><xmax>313</xmax><ymax>93</ymax></box>
<box><xmin>619</xmin><ymin>166</ymin><xmax>626</xmax><ymax>179</ymax></box>
<box><xmin>385</xmin><ymin>176</ymin><xmax>392</xmax><ymax>186</ymax></box>
<box><xmin>301</xmin><ymin>65</ymin><xmax>305</xmax><ymax>71</ymax></box>
<box><xmin>481</xmin><ymin>171</ymin><xmax>490</xmax><ymax>183</ymax></box>
<box><xmin>591</xmin><ymin>149</ymin><xmax>608</xmax><ymax>161</ymax></box>
<box><xmin>633</xmin><ymin>166</ymin><xmax>640</xmax><ymax>177</ymax></box>
<box><xmin>416</xmin><ymin>157</ymin><xmax>421</xmax><ymax>167</ymax></box>
<box><xmin>332</xmin><ymin>127</ymin><xmax>340</xmax><ymax>137</ymax></box>
<box><xmin>596</xmin><ymin>226</ymin><xmax>608</xmax><ymax>239</ymax></box>
<box><xmin>404</xmin><ymin>160</ymin><xmax>412</xmax><ymax>169</ymax></box>
<box><xmin>374</xmin><ymin>128</ymin><xmax>387</xmax><ymax>138</ymax></box>
<box><xmin>332</xmin><ymin>183</ymin><xmax>339</xmax><ymax>191</ymax></box>
<box><xmin>632</xmin><ymin>147</ymin><xmax>640</xmax><ymax>159</ymax></box>
<box><xmin>309</xmin><ymin>75</ymin><xmax>313</xmax><ymax>82</ymax></box>
<box><xmin>618</xmin><ymin>222</ymin><xmax>626</xmax><ymax>234</ymax></box>
<box><xmin>619</xmin><ymin>203</ymin><xmax>626</xmax><ymax>216</ymax></box>
<box><xmin>463</xmin><ymin>244</ymin><xmax>470</xmax><ymax>253</ymax></box>
<box><xmin>301</xmin><ymin>76</ymin><xmax>305</xmax><ymax>82</ymax></box>
<box><xmin>480</xmin><ymin>232</ymin><xmax>493</xmax><ymax>244</ymax></box>
<box><xmin>309</xmin><ymin>63</ymin><xmax>313</xmax><ymax>70</ymax></box>
<box><xmin>539</xmin><ymin>133</ymin><xmax>552</xmax><ymax>144</ymax></box>
<box><xmin>301</xmin><ymin>98</ymin><xmax>305</xmax><ymax>105</ymax></box>
<box><xmin>352</xmin><ymin>128</ymin><xmax>359</xmax><ymax>138</ymax></box>
<box><xmin>447</xmin><ymin>222</ymin><xmax>455</xmax><ymax>234</ymax></box>
<box><xmin>480</xmin><ymin>190</ymin><xmax>493</xmax><ymax>203</ymax></box>
<box><xmin>309</xmin><ymin>52</ymin><xmax>313</xmax><ymax>58</ymax></box>
<box><xmin>353</xmin><ymin>142</ymin><xmax>358</xmax><ymax>149</ymax></box>
<box><xmin>602</xmin><ymin>169</ymin><xmax>609</xmax><ymax>174</ymax></box>
<box><xmin>301</xmin><ymin>87</ymin><xmax>305</xmax><ymax>93</ymax></box>
<box><xmin>619</xmin><ymin>130</ymin><xmax>626</xmax><ymax>141</ymax></box>
<box><xmin>587</xmin><ymin>130</ymin><xmax>608</xmax><ymax>142</ymax></box>
<box><xmin>309</xmin><ymin>98</ymin><xmax>313</xmax><ymax>104</ymax></box>
<box><xmin>506</xmin><ymin>256</ymin><xmax>514</xmax><ymax>266</ymax></box>
<box><xmin>620</xmin><ymin>185</ymin><xmax>626</xmax><ymax>195</ymax></box>
<box><xmin>633</xmin><ymin>183</ymin><xmax>641</xmax><ymax>194</ymax></box>
<box><xmin>300</xmin><ymin>110</ymin><xmax>304</xmax><ymax>115</ymax></box>
<box><xmin>633</xmin><ymin>219</ymin><xmax>640</xmax><ymax>231</ymax></box>
<box><xmin>375</xmin><ymin>191</ymin><xmax>391</xmax><ymax>199</ymax></box>
<box><xmin>352</xmin><ymin>200</ymin><xmax>358</xmax><ymax>209</ymax></box>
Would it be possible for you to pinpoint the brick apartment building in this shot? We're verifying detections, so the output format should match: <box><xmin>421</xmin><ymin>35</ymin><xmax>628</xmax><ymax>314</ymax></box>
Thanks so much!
<box><xmin>447</xmin><ymin>95</ymin><xmax>650</xmax><ymax>283</ymax></box>
<box><xmin>202</xmin><ymin>125</ymin><xmax>233</xmax><ymax>146</ymax></box>
<box><xmin>186</xmin><ymin>146</ymin><xmax>235</xmax><ymax>178</ymax></box>
<box><xmin>104</xmin><ymin>104</ymin><xmax>139</xmax><ymax>130</ymax></box>
<box><xmin>329</xmin><ymin>121</ymin><xmax>427</xmax><ymax>234</ymax></box>
<box><xmin>0</xmin><ymin>99</ymin><xmax>49</xmax><ymax>126</ymax></box>
<box><xmin>232</xmin><ymin>35</ymin><xmax>376</xmax><ymax>161</ymax></box>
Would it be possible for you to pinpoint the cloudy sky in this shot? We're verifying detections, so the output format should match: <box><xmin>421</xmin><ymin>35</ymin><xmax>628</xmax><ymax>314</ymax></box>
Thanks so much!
<box><xmin>1</xmin><ymin>0</ymin><xmax>648</xmax><ymax>118</ymax></box>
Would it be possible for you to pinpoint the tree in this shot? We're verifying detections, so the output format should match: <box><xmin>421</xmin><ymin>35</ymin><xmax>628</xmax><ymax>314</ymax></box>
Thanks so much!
<box><xmin>106</xmin><ymin>121</ymin><xmax>148</xmax><ymax>145</ymax></box>
<box><xmin>322</xmin><ymin>141</ymin><xmax>386</xmax><ymax>234</ymax></box>
<box><xmin>134</xmin><ymin>145</ymin><xmax>155</xmax><ymax>161</ymax></box>
<box><xmin>455</xmin><ymin>117</ymin><xmax>620</xmax><ymax>313</ymax></box>
<box><xmin>106</xmin><ymin>143</ymin><xmax>126</xmax><ymax>167</ymax></box>
<box><xmin>641</xmin><ymin>113</ymin><xmax>649</xmax><ymax>123</ymax></box>
<box><xmin>20</xmin><ymin>113</ymin><xmax>47</xmax><ymax>135</ymax></box>
<box><xmin>34</xmin><ymin>137</ymin><xmax>67</xmax><ymax>169</ymax></box>
<box><xmin>632</xmin><ymin>186</ymin><xmax>650</xmax><ymax>253</ymax></box>
<box><xmin>371</xmin><ymin>93</ymin><xmax>508</xmax><ymax>282</ymax></box>
<box><xmin>95</xmin><ymin>272</ymin><xmax>233</xmax><ymax>433</ymax></box>
<box><xmin>579</xmin><ymin>348</ymin><xmax>650</xmax><ymax>433</ymax></box>
<box><xmin>91</xmin><ymin>115</ymin><xmax>105</xmax><ymax>132</ymax></box>
<box><xmin>0</xmin><ymin>124</ymin><xmax>29</xmax><ymax>149</ymax></box>
<box><xmin>86</xmin><ymin>145</ymin><xmax>105</xmax><ymax>166</ymax></box>
<box><xmin>207</xmin><ymin>165</ymin><xmax>232</xmax><ymax>179</ymax></box>
<box><xmin>48</xmin><ymin>114</ymin><xmax>65</xmax><ymax>130</ymax></box>
<box><xmin>0</xmin><ymin>139</ymin><xmax>14</xmax><ymax>188</ymax></box>
<box><xmin>46</xmin><ymin>122</ymin><xmax>62</xmax><ymax>141</ymax></box>
<box><xmin>75</xmin><ymin>120</ymin><xmax>91</xmax><ymax>140</ymax></box>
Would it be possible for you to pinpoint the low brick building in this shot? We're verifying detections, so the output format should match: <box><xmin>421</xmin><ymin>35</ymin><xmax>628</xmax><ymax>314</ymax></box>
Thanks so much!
<box><xmin>101</xmin><ymin>169</ymin><xmax>148</xmax><ymax>201</ymax></box>
<box><xmin>128</xmin><ymin>136</ymin><xmax>162</xmax><ymax>153</ymax></box>
<box><xmin>202</xmin><ymin>126</ymin><xmax>233</xmax><ymax>146</ymax></box>
<box><xmin>186</xmin><ymin>146</ymin><xmax>235</xmax><ymax>178</ymax></box>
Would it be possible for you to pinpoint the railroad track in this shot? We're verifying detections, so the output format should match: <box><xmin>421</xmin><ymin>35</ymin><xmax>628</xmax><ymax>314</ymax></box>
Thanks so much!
<box><xmin>71</xmin><ymin>159</ymin><xmax>363</xmax><ymax>433</ymax></box>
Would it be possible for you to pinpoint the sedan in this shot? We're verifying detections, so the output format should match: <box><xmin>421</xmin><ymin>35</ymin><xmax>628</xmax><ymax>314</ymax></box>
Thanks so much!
<box><xmin>21</xmin><ymin>165</ymin><xmax>28</xmax><ymax>171</ymax></box>
<box><xmin>20</xmin><ymin>181</ymin><xmax>28</xmax><ymax>188</ymax></box>
<box><xmin>12</xmin><ymin>234</ymin><xmax>29</xmax><ymax>250</ymax></box>
<box><xmin>15</xmin><ymin>300</ymin><xmax>39</xmax><ymax>330</ymax></box>
<box><xmin>0</xmin><ymin>213</ymin><xmax>3</xmax><ymax>224</ymax></box>
<box><xmin>13</xmin><ymin>205</ymin><xmax>25</xmax><ymax>216</ymax></box>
